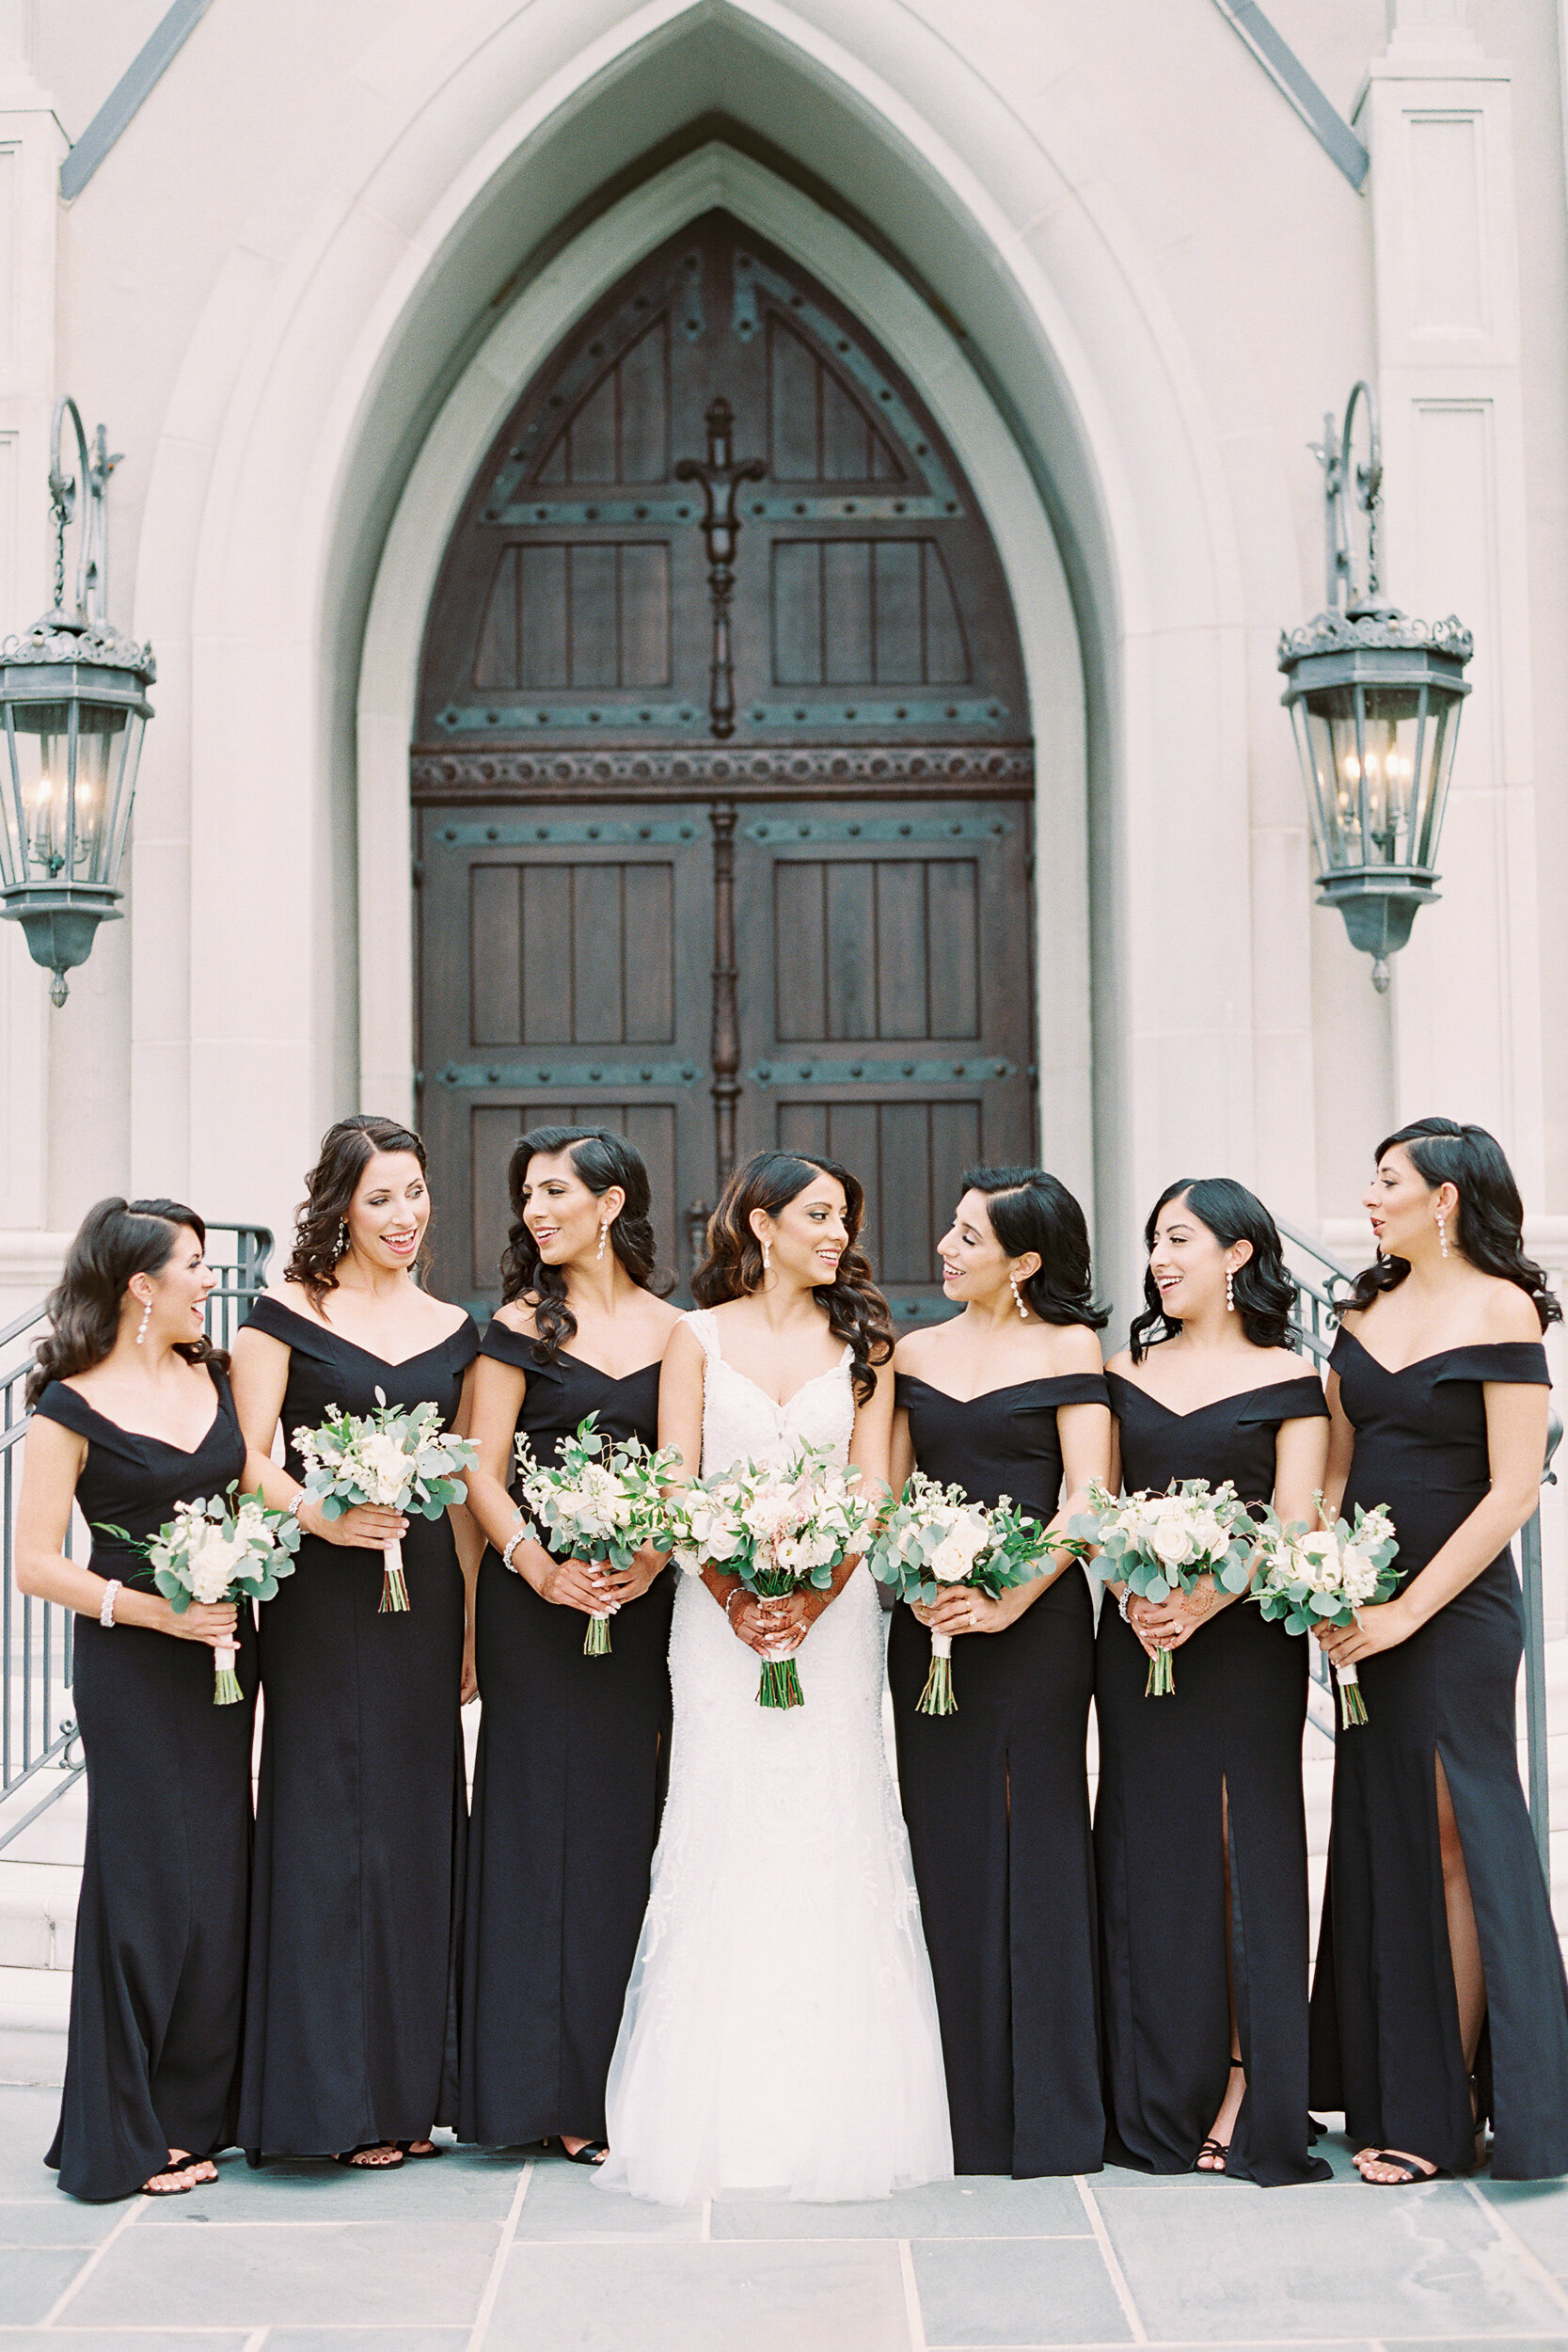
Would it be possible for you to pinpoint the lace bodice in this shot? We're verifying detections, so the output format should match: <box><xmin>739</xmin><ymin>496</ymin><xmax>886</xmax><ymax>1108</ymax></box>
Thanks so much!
<box><xmin>686</xmin><ymin>1308</ymin><xmax>856</xmax><ymax>1476</ymax></box>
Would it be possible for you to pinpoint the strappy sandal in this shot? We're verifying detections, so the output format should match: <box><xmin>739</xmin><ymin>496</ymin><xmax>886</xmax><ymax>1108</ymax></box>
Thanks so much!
<box><xmin>334</xmin><ymin>2142</ymin><xmax>404</xmax><ymax>2169</ymax></box>
<box><xmin>396</xmin><ymin>2140</ymin><xmax>441</xmax><ymax>2159</ymax></box>
<box><xmin>1194</xmin><ymin>2058</ymin><xmax>1244</xmax><ymax>2174</ymax></box>
<box><xmin>1357</xmin><ymin>2149</ymin><xmax>1451</xmax><ymax>2185</ymax></box>
<box><xmin>557</xmin><ymin>2137</ymin><xmax>609</xmax><ymax>2166</ymax></box>
<box><xmin>141</xmin><ymin>2150</ymin><xmax>213</xmax><ymax>2197</ymax></box>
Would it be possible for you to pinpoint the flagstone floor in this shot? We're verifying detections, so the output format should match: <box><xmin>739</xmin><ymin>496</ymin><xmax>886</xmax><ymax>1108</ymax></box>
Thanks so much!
<box><xmin>0</xmin><ymin>2093</ymin><xmax>1566</xmax><ymax>2351</ymax></box>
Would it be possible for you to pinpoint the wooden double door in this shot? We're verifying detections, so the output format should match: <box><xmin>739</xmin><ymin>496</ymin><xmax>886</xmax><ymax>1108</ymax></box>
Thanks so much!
<box><xmin>413</xmin><ymin>211</ymin><xmax>1037</xmax><ymax>1316</ymax></box>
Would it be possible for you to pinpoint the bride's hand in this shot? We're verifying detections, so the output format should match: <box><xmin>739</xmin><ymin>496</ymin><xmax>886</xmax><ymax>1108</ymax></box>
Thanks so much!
<box><xmin>725</xmin><ymin>1591</ymin><xmax>803</xmax><ymax>1657</ymax></box>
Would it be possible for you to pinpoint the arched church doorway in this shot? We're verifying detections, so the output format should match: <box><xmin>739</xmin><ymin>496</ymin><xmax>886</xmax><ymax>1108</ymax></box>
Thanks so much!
<box><xmin>413</xmin><ymin>210</ymin><xmax>1037</xmax><ymax>1317</ymax></box>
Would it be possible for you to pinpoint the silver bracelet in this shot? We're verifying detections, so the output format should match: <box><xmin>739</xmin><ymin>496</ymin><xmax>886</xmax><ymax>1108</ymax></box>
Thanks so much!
<box><xmin>501</xmin><ymin>1526</ymin><xmax>528</xmax><ymax>1574</ymax></box>
<box><xmin>286</xmin><ymin>1491</ymin><xmax>306</xmax><ymax>1524</ymax></box>
<box><xmin>99</xmin><ymin>1579</ymin><xmax>122</xmax><ymax>1628</ymax></box>
<box><xmin>1117</xmin><ymin>1586</ymin><xmax>1134</xmax><ymax>1625</ymax></box>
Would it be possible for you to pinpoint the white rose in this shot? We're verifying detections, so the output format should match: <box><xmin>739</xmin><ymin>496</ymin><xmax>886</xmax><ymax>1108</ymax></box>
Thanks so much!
<box><xmin>357</xmin><ymin>1431</ymin><xmax>413</xmax><ymax>1504</ymax></box>
<box><xmin>186</xmin><ymin>1523</ymin><xmax>245</xmax><ymax>1602</ymax></box>
<box><xmin>929</xmin><ymin>1511</ymin><xmax>990</xmax><ymax>1583</ymax></box>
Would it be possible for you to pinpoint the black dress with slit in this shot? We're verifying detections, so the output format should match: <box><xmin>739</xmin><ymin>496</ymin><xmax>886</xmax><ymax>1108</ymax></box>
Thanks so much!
<box><xmin>1308</xmin><ymin>1331</ymin><xmax>1568</xmax><ymax>2179</ymax></box>
<box><xmin>459</xmin><ymin>1328</ymin><xmax>673</xmax><ymax>2148</ymax></box>
<box><xmin>889</xmin><ymin>1370</ymin><xmax>1108</xmax><ymax>2177</ymax></box>
<box><xmin>236</xmin><ymin>1295</ymin><xmax>478</xmax><ymax>2158</ymax></box>
<box><xmin>34</xmin><ymin>1368</ymin><xmax>257</xmax><ymax>2201</ymax></box>
<box><xmin>1096</xmin><ymin>1368</ymin><xmax>1332</xmax><ymax>2185</ymax></box>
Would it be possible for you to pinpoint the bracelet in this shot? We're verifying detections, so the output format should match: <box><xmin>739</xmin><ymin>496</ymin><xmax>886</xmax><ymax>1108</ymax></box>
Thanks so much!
<box><xmin>1117</xmin><ymin>1586</ymin><xmax>1133</xmax><ymax>1625</ymax></box>
<box><xmin>724</xmin><ymin>1587</ymin><xmax>748</xmax><ymax>1626</ymax></box>
<box><xmin>99</xmin><ymin>1579</ymin><xmax>122</xmax><ymax>1628</ymax></box>
<box><xmin>501</xmin><ymin>1526</ymin><xmax>528</xmax><ymax>1574</ymax></box>
<box><xmin>286</xmin><ymin>1492</ymin><xmax>306</xmax><ymax>1525</ymax></box>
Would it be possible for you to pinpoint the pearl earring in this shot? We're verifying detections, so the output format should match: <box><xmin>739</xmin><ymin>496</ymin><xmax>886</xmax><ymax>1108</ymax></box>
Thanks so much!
<box><xmin>1009</xmin><ymin>1272</ymin><xmax>1027</xmax><ymax>1321</ymax></box>
<box><xmin>762</xmin><ymin>1236</ymin><xmax>771</xmax><ymax>1272</ymax></box>
<box><xmin>335</xmin><ymin>1218</ymin><xmax>348</xmax><ymax>1257</ymax></box>
<box><xmin>135</xmin><ymin>1298</ymin><xmax>150</xmax><ymax>1345</ymax></box>
<box><xmin>596</xmin><ymin>1220</ymin><xmax>609</xmax><ymax>1263</ymax></box>
<box><xmin>1226</xmin><ymin>1268</ymin><xmax>1236</xmax><ymax>1313</ymax></box>
<box><xmin>1437</xmin><ymin>1210</ymin><xmax>1449</xmax><ymax>1260</ymax></box>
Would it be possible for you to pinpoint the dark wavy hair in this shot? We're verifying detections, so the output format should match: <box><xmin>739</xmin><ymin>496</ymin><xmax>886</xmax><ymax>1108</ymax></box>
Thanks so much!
<box><xmin>1129</xmin><ymin>1177</ymin><xmax>1298</xmax><ymax>1361</ymax></box>
<box><xmin>285</xmin><ymin>1114</ymin><xmax>429</xmax><ymax>1309</ymax></box>
<box><xmin>961</xmin><ymin>1166</ymin><xmax>1108</xmax><ymax>1329</ymax></box>
<box><xmin>693</xmin><ymin>1151</ymin><xmax>893</xmax><ymax>1403</ymax></box>
<box><xmin>1342</xmin><ymin>1117</ymin><xmax>1560</xmax><ymax>1330</ymax></box>
<box><xmin>498</xmin><ymin>1125</ymin><xmax>668</xmax><ymax>1361</ymax></box>
<box><xmin>26</xmin><ymin>1199</ymin><xmax>226</xmax><ymax>1408</ymax></box>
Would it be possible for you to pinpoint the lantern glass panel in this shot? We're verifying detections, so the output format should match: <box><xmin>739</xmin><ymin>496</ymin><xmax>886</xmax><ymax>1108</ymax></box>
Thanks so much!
<box><xmin>3</xmin><ymin>693</ymin><xmax>133</xmax><ymax>886</ymax></box>
<box><xmin>1299</xmin><ymin>682</ymin><xmax>1438</xmax><ymax>872</ymax></box>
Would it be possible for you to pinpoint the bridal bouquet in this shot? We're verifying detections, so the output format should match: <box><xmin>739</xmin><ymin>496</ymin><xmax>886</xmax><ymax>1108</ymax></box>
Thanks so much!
<box><xmin>664</xmin><ymin>1442</ymin><xmax>875</xmax><ymax>1708</ymax></box>
<box><xmin>865</xmin><ymin>1471</ymin><xmax>1050</xmax><ymax>1715</ymax></box>
<box><xmin>97</xmin><ymin>1485</ymin><xmax>300</xmax><ymax>1702</ymax></box>
<box><xmin>1067</xmin><ymin>1477</ymin><xmax>1257</xmax><ymax>1696</ymax></box>
<box><xmin>513</xmin><ymin>1412</ymin><xmax>683</xmax><ymax>1655</ymax></box>
<box><xmin>1251</xmin><ymin>1497</ymin><xmax>1401</xmax><ymax>1727</ymax></box>
<box><xmin>294</xmin><ymin>1389</ymin><xmax>477</xmax><ymax>1613</ymax></box>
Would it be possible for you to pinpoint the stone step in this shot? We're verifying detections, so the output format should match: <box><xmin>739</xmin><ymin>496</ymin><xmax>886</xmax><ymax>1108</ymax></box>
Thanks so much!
<box><xmin>0</xmin><ymin>1963</ymin><xmax>69</xmax><ymax>2086</ymax></box>
<box><xmin>0</xmin><ymin>1863</ymin><xmax>76</xmax><ymax>1969</ymax></box>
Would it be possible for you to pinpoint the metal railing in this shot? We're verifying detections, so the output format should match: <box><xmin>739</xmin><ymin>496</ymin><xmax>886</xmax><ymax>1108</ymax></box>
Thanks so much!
<box><xmin>0</xmin><ymin>1223</ymin><xmax>272</xmax><ymax>1853</ymax></box>
<box><xmin>1281</xmin><ymin>1218</ymin><xmax>1559</xmax><ymax>1881</ymax></box>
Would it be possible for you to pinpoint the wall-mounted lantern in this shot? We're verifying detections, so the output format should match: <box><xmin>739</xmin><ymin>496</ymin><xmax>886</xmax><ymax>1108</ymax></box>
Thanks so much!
<box><xmin>1278</xmin><ymin>381</ymin><xmax>1471</xmax><ymax>991</ymax></box>
<box><xmin>0</xmin><ymin>398</ymin><xmax>154</xmax><ymax>1006</ymax></box>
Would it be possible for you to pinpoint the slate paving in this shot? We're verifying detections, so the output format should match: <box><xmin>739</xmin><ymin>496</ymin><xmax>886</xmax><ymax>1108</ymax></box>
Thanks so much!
<box><xmin>0</xmin><ymin>2088</ymin><xmax>1566</xmax><ymax>2348</ymax></box>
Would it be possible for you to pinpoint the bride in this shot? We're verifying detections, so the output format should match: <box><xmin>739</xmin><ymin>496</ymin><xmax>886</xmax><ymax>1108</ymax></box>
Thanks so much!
<box><xmin>598</xmin><ymin>1151</ymin><xmax>953</xmax><ymax>2204</ymax></box>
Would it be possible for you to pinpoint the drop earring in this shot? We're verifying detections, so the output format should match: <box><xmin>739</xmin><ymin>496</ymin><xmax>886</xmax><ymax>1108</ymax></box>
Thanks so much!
<box><xmin>762</xmin><ymin>1236</ymin><xmax>771</xmax><ymax>1273</ymax></box>
<box><xmin>596</xmin><ymin>1220</ymin><xmax>609</xmax><ymax>1263</ymax></box>
<box><xmin>335</xmin><ymin>1218</ymin><xmax>348</xmax><ymax>1258</ymax></box>
<box><xmin>1009</xmin><ymin>1272</ymin><xmax>1027</xmax><ymax>1321</ymax></box>
<box><xmin>1437</xmin><ymin>1210</ymin><xmax>1449</xmax><ymax>1260</ymax></box>
<box><xmin>1226</xmin><ymin>1267</ymin><xmax>1236</xmax><ymax>1313</ymax></box>
<box><xmin>135</xmin><ymin>1298</ymin><xmax>150</xmax><ymax>1345</ymax></box>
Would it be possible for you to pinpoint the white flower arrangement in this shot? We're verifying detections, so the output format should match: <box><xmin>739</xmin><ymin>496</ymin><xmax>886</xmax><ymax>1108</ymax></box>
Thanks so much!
<box><xmin>662</xmin><ymin>1441</ymin><xmax>876</xmax><ymax>1708</ymax></box>
<box><xmin>295</xmin><ymin>1388</ymin><xmax>477</xmax><ymax>1613</ymax></box>
<box><xmin>512</xmin><ymin>1412</ymin><xmax>683</xmax><ymax>1655</ymax></box>
<box><xmin>1066</xmin><ymin>1476</ymin><xmax>1258</xmax><ymax>1696</ymax></box>
<box><xmin>1252</xmin><ymin>1497</ymin><xmax>1401</xmax><ymax>1726</ymax></box>
<box><xmin>97</xmin><ymin>1485</ymin><xmax>300</xmax><ymax>1702</ymax></box>
<box><xmin>865</xmin><ymin>1470</ymin><xmax>1051</xmax><ymax>1714</ymax></box>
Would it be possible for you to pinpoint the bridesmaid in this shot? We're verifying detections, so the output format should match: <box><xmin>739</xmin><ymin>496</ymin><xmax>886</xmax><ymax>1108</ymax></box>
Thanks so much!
<box><xmin>230</xmin><ymin>1116</ymin><xmax>481</xmax><ymax>2169</ymax></box>
<box><xmin>1309</xmin><ymin>1117</ymin><xmax>1568</xmax><ymax>2184</ymax></box>
<box><xmin>1096</xmin><ymin>1178</ymin><xmax>1333</xmax><ymax>2185</ymax></box>
<box><xmin>15</xmin><ymin>1200</ymin><xmax>278</xmax><ymax>2199</ymax></box>
<box><xmin>459</xmin><ymin>1126</ymin><xmax>680</xmax><ymax>2162</ymax></box>
<box><xmin>889</xmin><ymin>1166</ymin><xmax>1112</xmax><ymax>2177</ymax></box>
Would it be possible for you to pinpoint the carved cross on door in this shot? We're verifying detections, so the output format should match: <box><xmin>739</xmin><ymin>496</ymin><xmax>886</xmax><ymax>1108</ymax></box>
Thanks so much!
<box><xmin>674</xmin><ymin>397</ymin><xmax>766</xmax><ymax>739</ymax></box>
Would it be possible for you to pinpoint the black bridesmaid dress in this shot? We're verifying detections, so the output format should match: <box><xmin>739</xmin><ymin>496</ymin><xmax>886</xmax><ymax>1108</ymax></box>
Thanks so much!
<box><xmin>33</xmin><ymin>1368</ymin><xmax>257</xmax><ymax>2201</ymax></box>
<box><xmin>460</xmin><ymin>1330</ymin><xmax>673</xmax><ymax>2148</ymax></box>
<box><xmin>237</xmin><ymin>1295</ymin><xmax>478</xmax><ymax>2157</ymax></box>
<box><xmin>1309</xmin><ymin>1332</ymin><xmax>1568</xmax><ymax>2180</ymax></box>
<box><xmin>1096</xmin><ymin>1370</ymin><xmax>1332</xmax><ymax>2186</ymax></box>
<box><xmin>889</xmin><ymin>1371</ymin><xmax>1107</xmax><ymax>2177</ymax></box>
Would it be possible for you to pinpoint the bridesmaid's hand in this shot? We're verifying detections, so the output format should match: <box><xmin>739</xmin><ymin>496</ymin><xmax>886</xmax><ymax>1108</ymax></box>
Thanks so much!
<box><xmin>460</xmin><ymin>1628</ymin><xmax>479</xmax><ymax>1706</ymax></box>
<box><xmin>919</xmin><ymin>1588</ymin><xmax>1006</xmax><ymax>1636</ymax></box>
<box><xmin>598</xmin><ymin>1543</ymin><xmax>668</xmax><ymax>1608</ymax></box>
<box><xmin>158</xmin><ymin>1598</ymin><xmax>239</xmax><ymax>1649</ymax></box>
<box><xmin>1136</xmin><ymin>1578</ymin><xmax>1221</xmax><ymax>1654</ymax></box>
<box><xmin>1316</xmin><ymin>1598</ymin><xmax>1414</xmax><ymax>1668</ymax></box>
<box><xmin>302</xmin><ymin>1497</ymin><xmax>409</xmax><ymax>1550</ymax></box>
<box><xmin>535</xmin><ymin>1553</ymin><xmax>617</xmax><ymax>1619</ymax></box>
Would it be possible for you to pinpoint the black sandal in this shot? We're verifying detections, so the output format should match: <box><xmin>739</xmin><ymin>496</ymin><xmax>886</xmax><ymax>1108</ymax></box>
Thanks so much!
<box><xmin>1357</xmin><ymin>2149</ymin><xmax>1451</xmax><ymax>2185</ymax></box>
<box><xmin>1194</xmin><ymin>2058</ymin><xmax>1244</xmax><ymax>2174</ymax></box>
<box><xmin>557</xmin><ymin>2137</ymin><xmax>609</xmax><ymax>2166</ymax></box>
<box><xmin>141</xmin><ymin>2151</ymin><xmax>213</xmax><ymax>2197</ymax></box>
<box><xmin>334</xmin><ymin>2142</ymin><xmax>404</xmax><ymax>2169</ymax></box>
<box><xmin>397</xmin><ymin>2140</ymin><xmax>441</xmax><ymax>2159</ymax></box>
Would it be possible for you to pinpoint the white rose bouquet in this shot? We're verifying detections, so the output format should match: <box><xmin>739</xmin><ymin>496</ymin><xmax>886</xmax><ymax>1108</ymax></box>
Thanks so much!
<box><xmin>1067</xmin><ymin>1476</ymin><xmax>1258</xmax><ymax>1696</ymax></box>
<box><xmin>97</xmin><ymin>1485</ymin><xmax>300</xmax><ymax>1702</ymax></box>
<box><xmin>1251</xmin><ymin>1496</ymin><xmax>1401</xmax><ymax>1727</ymax></box>
<box><xmin>295</xmin><ymin>1387</ymin><xmax>477</xmax><ymax>1613</ymax></box>
<box><xmin>512</xmin><ymin>1412</ymin><xmax>684</xmax><ymax>1655</ymax></box>
<box><xmin>865</xmin><ymin>1470</ymin><xmax>1051</xmax><ymax>1715</ymax></box>
<box><xmin>663</xmin><ymin>1441</ymin><xmax>876</xmax><ymax>1709</ymax></box>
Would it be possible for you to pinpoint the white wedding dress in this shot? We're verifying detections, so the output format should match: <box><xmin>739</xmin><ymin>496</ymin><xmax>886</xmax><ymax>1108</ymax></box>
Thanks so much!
<box><xmin>597</xmin><ymin>1309</ymin><xmax>953</xmax><ymax>2204</ymax></box>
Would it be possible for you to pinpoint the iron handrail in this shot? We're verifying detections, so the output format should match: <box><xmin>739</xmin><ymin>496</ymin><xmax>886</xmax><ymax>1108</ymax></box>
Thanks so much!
<box><xmin>0</xmin><ymin>1223</ymin><xmax>272</xmax><ymax>1851</ymax></box>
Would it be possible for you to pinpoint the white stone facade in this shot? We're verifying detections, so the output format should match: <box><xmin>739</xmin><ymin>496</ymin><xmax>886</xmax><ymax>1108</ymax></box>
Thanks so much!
<box><xmin>0</xmin><ymin>0</ymin><xmax>1562</xmax><ymax>1599</ymax></box>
